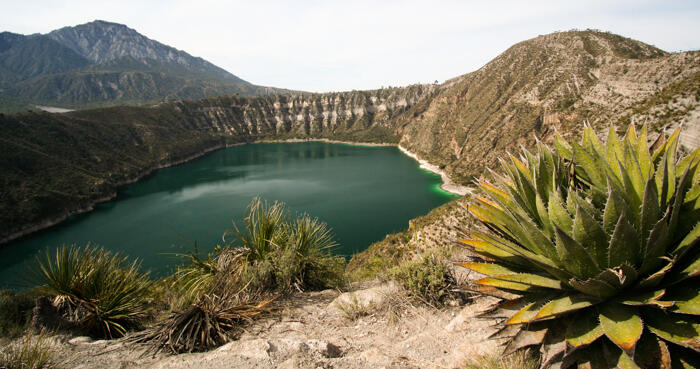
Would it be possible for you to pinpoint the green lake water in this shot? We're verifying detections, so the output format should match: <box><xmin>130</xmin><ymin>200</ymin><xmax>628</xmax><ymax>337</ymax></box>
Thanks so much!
<box><xmin>0</xmin><ymin>142</ymin><xmax>456</xmax><ymax>288</ymax></box>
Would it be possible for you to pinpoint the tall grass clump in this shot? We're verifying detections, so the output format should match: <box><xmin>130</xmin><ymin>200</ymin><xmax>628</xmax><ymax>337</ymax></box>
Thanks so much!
<box><xmin>461</xmin><ymin>125</ymin><xmax>699</xmax><ymax>368</ymax></box>
<box><xmin>0</xmin><ymin>332</ymin><xmax>58</xmax><ymax>369</ymax></box>
<box><xmin>27</xmin><ymin>244</ymin><xmax>152</xmax><ymax>338</ymax></box>
<box><xmin>0</xmin><ymin>290</ymin><xmax>35</xmax><ymax>338</ymax></box>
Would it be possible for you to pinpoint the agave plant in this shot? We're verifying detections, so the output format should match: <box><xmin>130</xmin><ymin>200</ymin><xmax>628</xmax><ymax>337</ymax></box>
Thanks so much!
<box><xmin>27</xmin><ymin>244</ymin><xmax>152</xmax><ymax>338</ymax></box>
<box><xmin>461</xmin><ymin>125</ymin><xmax>699</xmax><ymax>368</ymax></box>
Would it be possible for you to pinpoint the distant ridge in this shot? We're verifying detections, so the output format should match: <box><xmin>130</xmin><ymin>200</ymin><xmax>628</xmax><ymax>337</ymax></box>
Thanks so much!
<box><xmin>0</xmin><ymin>20</ymin><xmax>290</xmax><ymax>112</ymax></box>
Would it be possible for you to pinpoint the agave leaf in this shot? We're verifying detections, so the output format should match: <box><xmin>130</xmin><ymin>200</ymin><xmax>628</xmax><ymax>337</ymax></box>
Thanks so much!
<box><xmin>554</xmin><ymin>227</ymin><xmax>600</xmax><ymax>278</ymax></box>
<box><xmin>640</xmin><ymin>210</ymin><xmax>671</xmax><ymax>275</ymax></box>
<box><xmin>510</xmin><ymin>211</ymin><xmax>560</xmax><ymax>263</ymax></box>
<box><xmin>572</xmin><ymin>141</ymin><xmax>607</xmax><ymax>189</ymax></box>
<box><xmin>625</xmin><ymin>124</ymin><xmax>639</xmax><ymax>147</ymax></box>
<box><xmin>463</xmin><ymin>262</ymin><xmax>520</xmax><ymax>277</ymax></box>
<box><xmin>616</xmin><ymin>156</ymin><xmax>643</xmax><ymax>226</ymax></box>
<box><xmin>535</xmin><ymin>295</ymin><xmax>597</xmax><ymax>320</ymax></box>
<box><xmin>476</xmin><ymin>277</ymin><xmax>537</xmax><ymax>292</ymax></box>
<box><xmin>602</xmin><ymin>189</ymin><xmax>625</xmax><ymax>236</ymax></box>
<box><xmin>605</xmin><ymin>344</ymin><xmax>642</xmax><ymax>369</ymax></box>
<box><xmin>566</xmin><ymin>308</ymin><xmax>604</xmax><ymax>347</ymax></box>
<box><xmin>573</xmin><ymin>203</ymin><xmax>608</xmax><ymax>269</ymax></box>
<box><xmin>640</xmin><ymin>176</ymin><xmax>661</xmax><ymax>256</ymax></box>
<box><xmin>548</xmin><ymin>190</ymin><xmax>573</xmax><ymax>234</ymax></box>
<box><xmin>671</xmin><ymin>345</ymin><xmax>700</xmax><ymax>369</ymax></box>
<box><xmin>676</xmin><ymin>146</ymin><xmax>700</xmax><ymax>179</ymax></box>
<box><xmin>502</xmin><ymin>326</ymin><xmax>548</xmax><ymax>356</ymax></box>
<box><xmin>606</xmin><ymin>126</ymin><xmax>624</xmax><ymax>178</ymax></box>
<box><xmin>495</xmin><ymin>273</ymin><xmax>563</xmax><ymax>290</ymax></box>
<box><xmin>636</xmin><ymin>125</ymin><xmax>652</xmax><ymax>180</ymax></box>
<box><xmin>569</xmin><ymin>277</ymin><xmax>618</xmax><ymax>300</ymax></box>
<box><xmin>480</xmin><ymin>296</ymin><xmax>536</xmax><ymax>320</ymax></box>
<box><xmin>646</xmin><ymin>312</ymin><xmax>700</xmax><ymax>350</ymax></box>
<box><xmin>665</xmin><ymin>285</ymin><xmax>700</xmax><ymax>315</ymax></box>
<box><xmin>623</xmin><ymin>138</ymin><xmax>646</xmax><ymax>204</ymax></box>
<box><xmin>672</xmin><ymin>221</ymin><xmax>700</xmax><ymax>261</ymax></box>
<box><xmin>658</xmin><ymin>129</ymin><xmax>680</xmax><ymax>204</ymax></box>
<box><xmin>639</xmin><ymin>257</ymin><xmax>675</xmax><ymax>288</ymax></box>
<box><xmin>536</xmin><ymin>193</ymin><xmax>554</xmax><ymax>238</ymax></box>
<box><xmin>489</xmin><ymin>322</ymin><xmax>522</xmax><ymax>339</ymax></box>
<box><xmin>460</xmin><ymin>238</ymin><xmax>518</xmax><ymax>260</ymax></box>
<box><xmin>554</xmin><ymin>132</ymin><xmax>573</xmax><ymax>160</ymax></box>
<box><xmin>541</xmin><ymin>322</ymin><xmax>567</xmax><ymax>369</ymax></box>
<box><xmin>621</xmin><ymin>289</ymin><xmax>673</xmax><ymax>308</ymax></box>
<box><xmin>507</xmin><ymin>301</ymin><xmax>545</xmax><ymax>324</ymax></box>
<box><xmin>598</xmin><ymin>303</ymin><xmax>643</xmax><ymax>355</ymax></box>
<box><xmin>466</xmin><ymin>284</ymin><xmax>521</xmax><ymax>300</ymax></box>
<box><xmin>562</xmin><ymin>340</ymin><xmax>610</xmax><ymax>369</ymax></box>
<box><xmin>480</xmin><ymin>181</ymin><xmax>515</xmax><ymax>209</ymax></box>
<box><xmin>608</xmin><ymin>211</ymin><xmax>641</xmax><ymax>269</ymax></box>
<box><xmin>634</xmin><ymin>334</ymin><xmax>672</xmax><ymax>369</ymax></box>
<box><xmin>669</xmin><ymin>164</ymin><xmax>697</xmax><ymax>239</ymax></box>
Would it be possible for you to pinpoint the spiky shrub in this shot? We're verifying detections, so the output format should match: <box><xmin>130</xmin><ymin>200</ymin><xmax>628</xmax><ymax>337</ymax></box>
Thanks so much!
<box><xmin>130</xmin><ymin>284</ymin><xmax>272</xmax><ymax>354</ymax></box>
<box><xmin>461</xmin><ymin>125</ymin><xmax>699</xmax><ymax>368</ymax></box>
<box><xmin>390</xmin><ymin>253</ymin><xmax>460</xmax><ymax>306</ymax></box>
<box><xmin>27</xmin><ymin>244</ymin><xmax>152</xmax><ymax>338</ymax></box>
<box><xmin>226</xmin><ymin>197</ymin><xmax>345</xmax><ymax>292</ymax></box>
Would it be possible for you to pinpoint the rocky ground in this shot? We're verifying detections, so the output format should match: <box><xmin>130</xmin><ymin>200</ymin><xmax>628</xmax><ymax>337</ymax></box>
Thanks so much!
<box><xmin>37</xmin><ymin>281</ymin><xmax>500</xmax><ymax>369</ymax></box>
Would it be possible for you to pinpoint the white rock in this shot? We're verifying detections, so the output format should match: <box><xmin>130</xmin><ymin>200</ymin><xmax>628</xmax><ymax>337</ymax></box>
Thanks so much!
<box><xmin>328</xmin><ymin>283</ymin><xmax>397</xmax><ymax>312</ymax></box>
<box><xmin>68</xmin><ymin>336</ymin><xmax>92</xmax><ymax>345</ymax></box>
<box><xmin>217</xmin><ymin>338</ymin><xmax>271</xmax><ymax>360</ymax></box>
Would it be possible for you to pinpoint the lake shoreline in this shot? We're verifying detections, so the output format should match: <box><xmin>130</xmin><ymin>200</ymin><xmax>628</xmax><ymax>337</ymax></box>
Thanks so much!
<box><xmin>0</xmin><ymin>141</ymin><xmax>246</xmax><ymax>246</ymax></box>
<box><xmin>1</xmin><ymin>138</ymin><xmax>467</xmax><ymax>246</ymax></box>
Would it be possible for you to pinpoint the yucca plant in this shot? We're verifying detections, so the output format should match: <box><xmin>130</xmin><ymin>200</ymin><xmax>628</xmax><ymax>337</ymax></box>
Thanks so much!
<box><xmin>461</xmin><ymin>125</ymin><xmax>699</xmax><ymax>368</ymax></box>
<box><xmin>227</xmin><ymin>197</ymin><xmax>288</xmax><ymax>262</ymax></box>
<box><xmin>130</xmin><ymin>277</ymin><xmax>273</xmax><ymax>354</ymax></box>
<box><xmin>27</xmin><ymin>244</ymin><xmax>152</xmax><ymax>338</ymax></box>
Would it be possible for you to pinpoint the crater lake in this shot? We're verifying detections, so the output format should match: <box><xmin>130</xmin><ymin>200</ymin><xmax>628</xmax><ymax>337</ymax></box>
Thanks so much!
<box><xmin>0</xmin><ymin>142</ymin><xmax>456</xmax><ymax>287</ymax></box>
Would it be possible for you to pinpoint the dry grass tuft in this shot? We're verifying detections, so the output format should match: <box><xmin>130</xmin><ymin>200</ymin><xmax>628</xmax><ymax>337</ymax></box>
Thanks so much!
<box><xmin>461</xmin><ymin>349</ymin><xmax>540</xmax><ymax>369</ymax></box>
<box><xmin>0</xmin><ymin>332</ymin><xmax>59</xmax><ymax>369</ymax></box>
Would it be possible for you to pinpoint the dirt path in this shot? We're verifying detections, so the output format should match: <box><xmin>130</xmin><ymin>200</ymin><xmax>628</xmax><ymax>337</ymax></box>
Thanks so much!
<box><xmin>49</xmin><ymin>282</ymin><xmax>500</xmax><ymax>369</ymax></box>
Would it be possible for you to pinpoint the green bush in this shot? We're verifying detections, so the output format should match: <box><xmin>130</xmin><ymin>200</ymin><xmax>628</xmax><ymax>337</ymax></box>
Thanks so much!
<box><xmin>175</xmin><ymin>198</ymin><xmax>345</xmax><ymax>295</ymax></box>
<box><xmin>27</xmin><ymin>244</ymin><xmax>152</xmax><ymax>338</ymax></box>
<box><xmin>462</xmin><ymin>125</ymin><xmax>700</xmax><ymax>368</ymax></box>
<box><xmin>390</xmin><ymin>254</ymin><xmax>459</xmax><ymax>306</ymax></box>
<box><xmin>0</xmin><ymin>290</ymin><xmax>35</xmax><ymax>338</ymax></box>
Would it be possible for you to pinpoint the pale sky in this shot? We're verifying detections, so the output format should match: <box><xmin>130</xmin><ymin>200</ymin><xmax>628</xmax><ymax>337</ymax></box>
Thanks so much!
<box><xmin>2</xmin><ymin>0</ymin><xmax>699</xmax><ymax>92</ymax></box>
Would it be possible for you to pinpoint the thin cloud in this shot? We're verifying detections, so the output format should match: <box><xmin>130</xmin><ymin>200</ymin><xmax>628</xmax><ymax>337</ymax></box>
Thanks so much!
<box><xmin>1</xmin><ymin>0</ymin><xmax>698</xmax><ymax>92</ymax></box>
